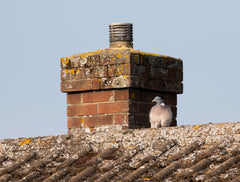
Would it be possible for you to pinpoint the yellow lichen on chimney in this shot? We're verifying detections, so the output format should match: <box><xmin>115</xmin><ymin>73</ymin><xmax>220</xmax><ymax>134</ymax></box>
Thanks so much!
<box><xmin>19</xmin><ymin>138</ymin><xmax>32</xmax><ymax>145</ymax></box>
<box><xmin>61</xmin><ymin>57</ymin><xmax>70</xmax><ymax>64</ymax></box>
<box><xmin>206</xmin><ymin>170</ymin><xmax>211</xmax><ymax>174</ymax></box>
<box><xmin>70</xmin><ymin>69</ymin><xmax>75</xmax><ymax>75</ymax></box>
<box><xmin>131</xmin><ymin>54</ymin><xmax>139</xmax><ymax>63</ymax></box>
<box><xmin>116</xmin><ymin>65</ymin><xmax>124</xmax><ymax>76</ymax></box>
<box><xmin>78</xmin><ymin>49</ymin><xmax>105</xmax><ymax>59</ymax></box>
<box><xmin>131</xmin><ymin>92</ymin><xmax>135</xmax><ymax>99</ymax></box>
<box><xmin>193</xmin><ymin>125</ymin><xmax>201</xmax><ymax>129</ymax></box>
<box><xmin>116</xmin><ymin>53</ymin><xmax>122</xmax><ymax>59</ymax></box>
<box><xmin>130</xmin><ymin>49</ymin><xmax>160</xmax><ymax>57</ymax></box>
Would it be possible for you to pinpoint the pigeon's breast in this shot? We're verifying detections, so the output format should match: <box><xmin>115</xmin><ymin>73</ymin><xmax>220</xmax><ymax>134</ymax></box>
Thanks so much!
<box><xmin>150</xmin><ymin>105</ymin><xmax>171</xmax><ymax>119</ymax></box>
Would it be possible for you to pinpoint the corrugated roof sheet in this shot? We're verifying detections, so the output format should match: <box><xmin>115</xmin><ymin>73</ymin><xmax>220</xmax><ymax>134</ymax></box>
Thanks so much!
<box><xmin>0</xmin><ymin>121</ymin><xmax>239</xmax><ymax>181</ymax></box>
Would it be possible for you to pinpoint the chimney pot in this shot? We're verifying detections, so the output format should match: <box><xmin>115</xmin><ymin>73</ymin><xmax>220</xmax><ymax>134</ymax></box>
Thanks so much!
<box><xmin>109</xmin><ymin>23</ymin><xmax>133</xmax><ymax>48</ymax></box>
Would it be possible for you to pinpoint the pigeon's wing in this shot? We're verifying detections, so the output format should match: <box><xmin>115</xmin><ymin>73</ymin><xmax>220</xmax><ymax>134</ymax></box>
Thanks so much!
<box><xmin>160</xmin><ymin>106</ymin><xmax>172</xmax><ymax>127</ymax></box>
<box><xmin>168</xmin><ymin>106</ymin><xmax>172</xmax><ymax>121</ymax></box>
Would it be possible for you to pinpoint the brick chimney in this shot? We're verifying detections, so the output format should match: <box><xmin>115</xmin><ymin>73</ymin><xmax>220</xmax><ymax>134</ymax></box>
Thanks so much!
<box><xmin>60</xmin><ymin>23</ymin><xmax>183</xmax><ymax>132</ymax></box>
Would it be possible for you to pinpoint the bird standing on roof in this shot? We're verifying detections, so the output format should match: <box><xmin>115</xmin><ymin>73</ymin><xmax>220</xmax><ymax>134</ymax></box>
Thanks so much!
<box><xmin>149</xmin><ymin>96</ymin><xmax>172</xmax><ymax>128</ymax></box>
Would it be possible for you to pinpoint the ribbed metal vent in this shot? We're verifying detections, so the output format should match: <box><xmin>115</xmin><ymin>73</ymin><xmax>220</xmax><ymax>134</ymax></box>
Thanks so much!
<box><xmin>109</xmin><ymin>23</ymin><xmax>133</xmax><ymax>48</ymax></box>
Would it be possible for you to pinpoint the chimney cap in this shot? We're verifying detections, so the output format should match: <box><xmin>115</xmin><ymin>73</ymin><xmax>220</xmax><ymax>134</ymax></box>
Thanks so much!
<box><xmin>110</xmin><ymin>22</ymin><xmax>132</xmax><ymax>26</ymax></box>
<box><xmin>109</xmin><ymin>23</ymin><xmax>133</xmax><ymax>48</ymax></box>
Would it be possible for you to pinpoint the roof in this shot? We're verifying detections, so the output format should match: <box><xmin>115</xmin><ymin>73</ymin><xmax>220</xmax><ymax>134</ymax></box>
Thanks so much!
<box><xmin>0</xmin><ymin>121</ymin><xmax>239</xmax><ymax>182</ymax></box>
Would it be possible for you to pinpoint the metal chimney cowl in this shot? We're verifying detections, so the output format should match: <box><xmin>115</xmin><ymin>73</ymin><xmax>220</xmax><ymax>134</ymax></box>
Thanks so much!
<box><xmin>109</xmin><ymin>23</ymin><xmax>133</xmax><ymax>48</ymax></box>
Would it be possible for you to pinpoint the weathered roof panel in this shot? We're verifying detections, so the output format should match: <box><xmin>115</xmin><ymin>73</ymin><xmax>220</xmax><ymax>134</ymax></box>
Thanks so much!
<box><xmin>0</xmin><ymin>122</ymin><xmax>239</xmax><ymax>181</ymax></box>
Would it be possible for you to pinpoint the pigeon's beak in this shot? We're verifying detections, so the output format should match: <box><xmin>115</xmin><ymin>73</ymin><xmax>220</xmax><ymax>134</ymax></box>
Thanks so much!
<box><xmin>152</xmin><ymin>100</ymin><xmax>155</xmax><ymax>102</ymax></box>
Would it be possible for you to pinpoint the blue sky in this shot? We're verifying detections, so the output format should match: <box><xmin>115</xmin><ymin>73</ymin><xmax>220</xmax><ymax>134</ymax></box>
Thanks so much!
<box><xmin>0</xmin><ymin>0</ymin><xmax>239</xmax><ymax>139</ymax></box>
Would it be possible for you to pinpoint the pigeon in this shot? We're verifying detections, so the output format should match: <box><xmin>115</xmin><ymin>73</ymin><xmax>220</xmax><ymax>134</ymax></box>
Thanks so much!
<box><xmin>149</xmin><ymin>96</ymin><xmax>172</xmax><ymax>128</ymax></box>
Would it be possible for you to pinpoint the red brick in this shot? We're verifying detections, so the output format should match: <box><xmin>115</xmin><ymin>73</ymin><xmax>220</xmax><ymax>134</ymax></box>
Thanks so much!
<box><xmin>98</xmin><ymin>101</ymin><xmax>129</xmax><ymax>114</ymax></box>
<box><xmin>83</xmin><ymin>115</ymin><xmax>113</xmax><ymax>127</ymax></box>
<box><xmin>91</xmin><ymin>55</ymin><xmax>100</xmax><ymax>66</ymax></box>
<box><xmin>121</xmin><ymin>54</ymin><xmax>131</xmax><ymax>63</ymax></box>
<box><xmin>82</xmin><ymin>90</ymin><xmax>113</xmax><ymax>103</ymax></box>
<box><xmin>114</xmin><ymin>114</ymin><xmax>128</xmax><ymax>125</ymax></box>
<box><xmin>75</xmin><ymin>80</ymin><xmax>92</xmax><ymax>91</ymax></box>
<box><xmin>100</xmin><ymin>56</ymin><xmax>116</xmax><ymax>65</ymax></box>
<box><xmin>61</xmin><ymin>69</ymin><xmax>77</xmax><ymax>80</ymax></box>
<box><xmin>99</xmin><ymin>78</ymin><xmax>112</xmax><ymax>89</ymax></box>
<box><xmin>107</xmin><ymin>65</ymin><xmax>116</xmax><ymax>77</ymax></box>
<box><xmin>108</xmin><ymin>64</ymin><xmax>131</xmax><ymax>77</ymax></box>
<box><xmin>100</xmin><ymin>76</ymin><xmax>131</xmax><ymax>90</ymax></box>
<box><xmin>61</xmin><ymin>69</ymin><xmax>69</xmax><ymax>81</ymax></box>
<box><xmin>90</xmin><ymin>66</ymin><xmax>107</xmax><ymax>78</ymax></box>
<box><xmin>61</xmin><ymin>80</ymin><xmax>92</xmax><ymax>92</ymax></box>
<box><xmin>124</xmin><ymin>63</ymin><xmax>131</xmax><ymax>75</ymax></box>
<box><xmin>75</xmin><ymin>68</ymin><xmax>90</xmax><ymax>79</ymax></box>
<box><xmin>67</xmin><ymin>93</ymin><xmax>82</xmax><ymax>104</ymax></box>
<box><xmin>67</xmin><ymin>117</ymin><xmax>83</xmax><ymax>128</ymax></box>
<box><xmin>115</xmin><ymin>89</ymin><xmax>129</xmax><ymax>101</ymax></box>
<box><xmin>67</xmin><ymin>104</ymin><xmax>97</xmax><ymax>116</ymax></box>
<box><xmin>85</xmin><ymin>57</ymin><xmax>92</xmax><ymax>67</ymax></box>
<box><xmin>92</xmin><ymin>78</ymin><xmax>100</xmax><ymax>90</ymax></box>
<box><xmin>70</xmin><ymin>56</ymin><xmax>80</xmax><ymax>68</ymax></box>
<box><xmin>115</xmin><ymin>63</ymin><xmax>131</xmax><ymax>76</ymax></box>
<box><xmin>60</xmin><ymin>57</ymin><xmax>71</xmax><ymax>69</ymax></box>
<box><xmin>110</xmin><ymin>75</ymin><xmax>131</xmax><ymax>88</ymax></box>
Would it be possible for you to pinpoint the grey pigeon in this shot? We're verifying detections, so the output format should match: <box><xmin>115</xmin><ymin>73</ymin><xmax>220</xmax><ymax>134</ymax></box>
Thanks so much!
<box><xmin>149</xmin><ymin>96</ymin><xmax>172</xmax><ymax>128</ymax></box>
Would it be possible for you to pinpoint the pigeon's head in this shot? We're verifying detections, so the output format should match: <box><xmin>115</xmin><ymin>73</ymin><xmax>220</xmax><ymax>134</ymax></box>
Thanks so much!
<box><xmin>152</xmin><ymin>96</ymin><xmax>164</xmax><ymax>105</ymax></box>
